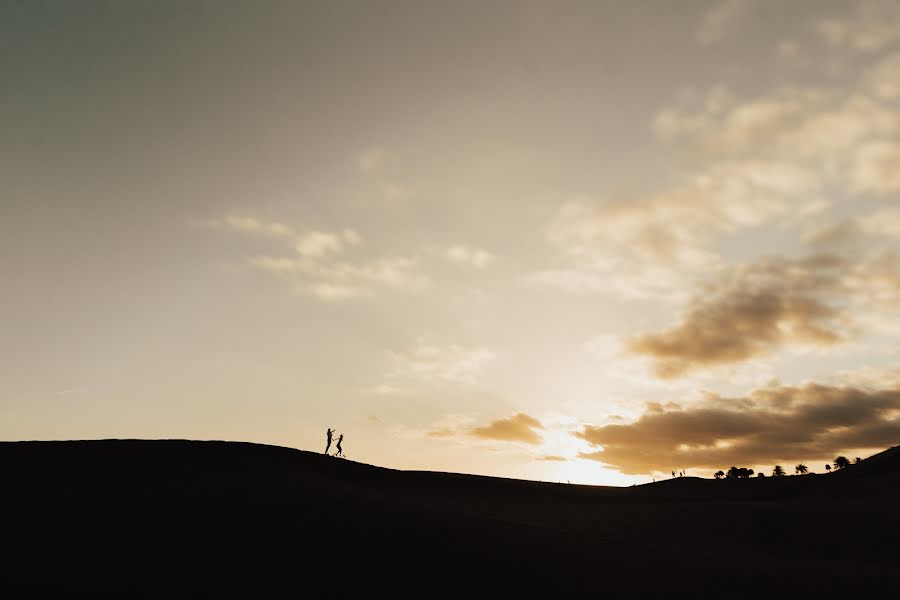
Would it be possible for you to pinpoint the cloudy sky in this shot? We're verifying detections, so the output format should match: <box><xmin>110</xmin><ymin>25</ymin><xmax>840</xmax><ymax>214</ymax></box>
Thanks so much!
<box><xmin>3</xmin><ymin>0</ymin><xmax>900</xmax><ymax>484</ymax></box>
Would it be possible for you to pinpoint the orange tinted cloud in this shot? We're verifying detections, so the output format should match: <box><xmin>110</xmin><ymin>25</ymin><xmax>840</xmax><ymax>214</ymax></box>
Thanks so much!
<box><xmin>471</xmin><ymin>413</ymin><xmax>544</xmax><ymax>444</ymax></box>
<box><xmin>576</xmin><ymin>381</ymin><xmax>900</xmax><ymax>474</ymax></box>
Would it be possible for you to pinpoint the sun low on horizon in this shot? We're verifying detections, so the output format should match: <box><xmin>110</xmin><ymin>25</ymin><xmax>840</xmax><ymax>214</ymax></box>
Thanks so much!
<box><xmin>3</xmin><ymin>0</ymin><xmax>900</xmax><ymax>486</ymax></box>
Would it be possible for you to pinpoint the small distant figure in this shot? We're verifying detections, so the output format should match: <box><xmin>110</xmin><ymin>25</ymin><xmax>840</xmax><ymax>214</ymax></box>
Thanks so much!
<box><xmin>335</xmin><ymin>434</ymin><xmax>344</xmax><ymax>457</ymax></box>
<box><xmin>325</xmin><ymin>428</ymin><xmax>335</xmax><ymax>454</ymax></box>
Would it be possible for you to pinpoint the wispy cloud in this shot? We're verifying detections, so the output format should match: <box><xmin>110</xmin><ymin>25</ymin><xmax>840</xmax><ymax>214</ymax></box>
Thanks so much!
<box><xmin>852</xmin><ymin>140</ymin><xmax>900</xmax><ymax>195</ymax></box>
<box><xmin>205</xmin><ymin>214</ymin><xmax>427</xmax><ymax>301</ymax></box>
<box><xmin>814</xmin><ymin>1</ymin><xmax>900</xmax><ymax>53</ymax></box>
<box><xmin>201</xmin><ymin>215</ymin><xmax>294</xmax><ymax>238</ymax></box>
<box><xmin>295</xmin><ymin>229</ymin><xmax>362</xmax><ymax>258</ymax></box>
<box><xmin>531</xmin><ymin>195</ymin><xmax>723</xmax><ymax>299</ymax></box>
<box><xmin>653</xmin><ymin>74</ymin><xmax>900</xmax><ymax>198</ymax></box>
<box><xmin>535</xmin><ymin>37</ymin><xmax>900</xmax><ymax>303</ymax></box>
<box><xmin>444</xmin><ymin>245</ymin><xmax>494</xmax><ymax>270</ymax></box>
<box><xmin>696</xmin><ymin>0</ymin><xmax>749</xmax><ymax>46</ymax></box>
<box><xmin>386</xmin><ymin>340</ymin><xmax>496</xmax><ymax>385</ymax></box>
<box><xmin>357</xmin><ymin>147</ymin><xmax>392</xmax><ymax>174</ymax></box>
<box><xmin>537</xmin><ymin>455</ymin><xmax>567</xmax><ymax>462</ymax></box>
<box><xmin>252</xmin><ymin>254</ymin><xmax>429</xmax><ymax>300</ymax></box>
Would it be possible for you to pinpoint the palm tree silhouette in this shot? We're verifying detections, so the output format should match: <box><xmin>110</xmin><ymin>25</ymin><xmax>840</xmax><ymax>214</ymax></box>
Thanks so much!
<box><xmin>794</xmin><ymin>464</ymin><xmax>808</xmax><ymax>475</ymax></box>
<box><xmin>772</xmin><ymin>465</ymin><xmax>785</xmax><ymax>477</ymax></box>
<box><xmin>834</xmin><ymin>456</ymin><xmax>851</xmax><ymax>470</ymax></box>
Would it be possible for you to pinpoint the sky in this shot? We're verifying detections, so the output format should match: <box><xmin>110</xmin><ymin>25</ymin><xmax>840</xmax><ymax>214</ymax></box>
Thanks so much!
<box><xmin>3</xmin><ymin>0</ymin><xmax>900</xmax><ymax>485</ymax></box>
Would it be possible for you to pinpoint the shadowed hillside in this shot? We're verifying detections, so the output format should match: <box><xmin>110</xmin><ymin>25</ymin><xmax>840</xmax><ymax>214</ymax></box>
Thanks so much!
<box><xmin>2</xmin><ymin>440</ymin><xmax>898</xmax><ymax>597</ymax></box>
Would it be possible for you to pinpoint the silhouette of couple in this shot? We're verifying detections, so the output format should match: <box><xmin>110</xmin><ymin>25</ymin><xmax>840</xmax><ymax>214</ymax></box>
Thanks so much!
<box><xmin>325</xmin><ymin>428</ymin><xmax>344</xmax><ymax>457</ymax></box>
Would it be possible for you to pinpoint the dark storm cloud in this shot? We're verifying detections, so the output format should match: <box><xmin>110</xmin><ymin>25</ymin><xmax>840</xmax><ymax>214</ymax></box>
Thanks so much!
<box><xmin>575</xmin><ymin>381</ymin><xmax>900</xmax><ymax>474</ymax></box>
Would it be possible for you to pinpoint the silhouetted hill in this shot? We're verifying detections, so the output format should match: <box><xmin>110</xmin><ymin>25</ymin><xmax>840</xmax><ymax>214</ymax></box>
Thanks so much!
<box><xmin>2</xmin><ymin>440</ymin><xmax>898</xmax><ymax>598</ymax></box>
<box><xmin>832</xmin><ymin>444</ymin><xmax>900</xmax><ymax>479</ymax></box>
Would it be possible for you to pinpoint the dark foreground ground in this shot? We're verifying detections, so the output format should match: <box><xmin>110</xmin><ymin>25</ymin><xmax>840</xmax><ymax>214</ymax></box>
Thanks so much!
<box><xmin>2</xmin><ymin>440</ymin><xmax>899</xmax><ymax>598</ymax></box>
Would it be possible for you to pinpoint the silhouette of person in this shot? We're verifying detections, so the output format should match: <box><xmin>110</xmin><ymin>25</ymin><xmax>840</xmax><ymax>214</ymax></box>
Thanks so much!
<box><xmin>325</xmin><ymin>428</ymin><xmax>335</xmax><ymax>454</ymax></box>
<box><xmin>335</xmin><ymin>434</ymin><xmax>344</xmax><ymax>457</ymax></box>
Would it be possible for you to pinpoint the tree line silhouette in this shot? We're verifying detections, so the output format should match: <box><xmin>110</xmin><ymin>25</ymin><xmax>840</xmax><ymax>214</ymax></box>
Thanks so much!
<box><xmin>709</xmin><ymin>456</ymin><xmax>861</xmax><ymax>480</ymax></box>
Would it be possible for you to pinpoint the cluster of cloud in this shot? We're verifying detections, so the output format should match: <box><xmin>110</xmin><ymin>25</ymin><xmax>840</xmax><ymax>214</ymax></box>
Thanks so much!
<box><xmin>204</xmin><ymin>215</ymin><xmax>427</xmax><ymax>301</ymax></box>
<box><xmin>533</xmin><ymin>6</ymin><xmax>900</xmax><ymax>394</ymax></box>
<box><xmin>814</xmin><ymin>0</ymin><xmax>900</xmax><ymax>53</ymax></box>
<box><xmin>428</xmin><ymin>412</ymin><xmax>545</xmax><ymax>445</ymax></box>
<box><xmin>530</xmin><ymin>151</ymin><xmax>838</xmax><ymax>299</ymax></box>
<box><xmin>530</xmin><ymin>196</ymin><xmax>724</xmax><ymax>299</ymax></box>
<box><xmin>657</xmin><ymin>1</ymin><xmax>900</xmax><ymax>205</ymax></box>
<box><xmin>532</xmin><ymin>89</ymin><xmax>868</xmax><ymax>298</ymax></box>
<box><xmin>204</xmin><ymin>216</ymin><xmax>497</xmax><ymax>300</ymax></box>
<box><xmin>655</xmin><ymin>79</ymin><xmax>900</xmax><ymax>199</ymax></box>
<box><xmin>699</xmin><ymin>0</ymin><xmax>900</xmax><ymax>56</ymax></box>
<box><xmin>532</xmin><ymin>4</ymin><xmax>900</xmax><ymax>476</ymax></box>
<box><xmin>536</xmin><ymin>2</ymin><xmax>900</xmax><ymax>302</ymax></box>
<box><xmin>576</xmin><ymin>378</ymin><xmax>900</xmax><ymax>474</ymax></box>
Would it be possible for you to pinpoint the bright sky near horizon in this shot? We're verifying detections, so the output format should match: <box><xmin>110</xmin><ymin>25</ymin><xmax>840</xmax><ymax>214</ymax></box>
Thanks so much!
<box><xmin>3</xmin><ymin>0</ymin><xmax>900</xmax><ymax>485</ymax></box>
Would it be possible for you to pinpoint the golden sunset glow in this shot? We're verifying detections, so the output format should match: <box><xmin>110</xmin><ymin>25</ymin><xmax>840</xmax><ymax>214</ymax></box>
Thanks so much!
<box><xmin>4</xmin><ymin>1</ymin><xmax>900</xmax><ymax>485</ymax></box>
